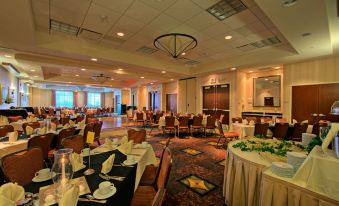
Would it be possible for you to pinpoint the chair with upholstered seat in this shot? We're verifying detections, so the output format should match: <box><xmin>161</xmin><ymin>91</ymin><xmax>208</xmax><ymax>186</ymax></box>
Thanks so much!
<box><xmin>216</xmin><ymin>120</ymin><xmax>238</xmax><ymax>147</ymax></box>
<box><xmin>273</xmin><ymin>123</ymin><xmax>289</xmax><ymax>140</ymax></box>
<box><xmin>177</xmin><ymin>116</ymin><xmax>189</xmax><ymax>137</ymax></box>
<box><xmin>190</xmin><ymin>116</ymin><xmax>203</xmax><ymax>137</ymax></box>
<box><xmin>254</xmin><ymin>123</ymin><xmax>269</xmax><ymax>138</ymax></box>
<box><xmin>0</xmin><ymin>125</ymin><xmax>14</xmax><ymax>137</ymax></box>
<box><xmin>136</xmin><ymin>113</ymin><xmax>145</xmax><ymax>127</ymax></box>
<box><xmin>93</xmin><ymin>121</ymin><xmax>103</xmax><ymax>146</ymax></box>
<box><xmin>231</xmin><ymin>117</ymin><xmax>242</xmax><ymax>123</ymax></box>
<box><xmin>204</xmin><ymin>116</ymin><xmax>216</xmax><ymax>137</ymax></box>
<box><xmin>56</xmin><ymin>127</ymin><xmax>76</xmax><ymax>149</ymax></box>
<box><xmin>128</xmin><ymin>129</ymin><xmax>146</xmax><ymax>143</ymax></box>
<box><xmin>62</xmin><ymin>135</ymin><xmax>84</xmax><ymax>154</ymax></box>
<box><xmin>22</xmin><ymin>122</ymin><xmax>41</xmax><ymax>134</ymax></box>
<box><xmin>83</xmin><ymin>123</ymin><xmax>94</xmax><ymax>144</ymax></box>
<box><xmin>131</xmin><ymin>147</ymin><xmax>172</xmax><ymax>206</ymax></box>
<box><xmin>291</xmin><ymin>123</ymin><xmax>308</xmax><ymax>141</ymax></box>
<box><xmin>164</xmin><ymin>116</ymin><xmax>176</xmax><ymax>136</ymax></box>
<box><xmin>7</xmin><ymin>116</ymin><xmax>23</xmax><ymax>123</ymax></box>
<box><xmin>1</xmin><ymin>147</ymin><xmax>43</xmax><ymax>186</ymax></box>
<box><xmin>61</xmin><ymin>117</ymin><xmax>70</xmax><ymax>126</ymax></box>
<box><xmin>27</xmin><ymin>133</ymin><xmax>53</xmax><ymax>164</ymax></box>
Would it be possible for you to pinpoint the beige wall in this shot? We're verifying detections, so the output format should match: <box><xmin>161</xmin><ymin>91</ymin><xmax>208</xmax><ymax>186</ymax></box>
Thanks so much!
<box><xmin>30</xmin><ymin>87</ymin><xmax>52</xmax><ymax>107</ymax></box>
<box><xmin>104</xmin><ymin>92</ymin><xmax>113</xmax><ymax>107</ymax></box>
<box><xmin>283</xmin><ymin>55</ymin><xmax>339</xmax><ymax>121</ymax></box>
<box><xmin>178</xmin><ymin>78</ymin><xmax>196</xmax><ymax>113</ymax></box>
<box><xmin>137</xmin><ymin>86</ymin><xmax>147</xmax><ymax>110</ymax></box>
<box><xmin>162</xmin><ymin>81</ymin><xmax>178</xmax><ymax>112</ymax></box>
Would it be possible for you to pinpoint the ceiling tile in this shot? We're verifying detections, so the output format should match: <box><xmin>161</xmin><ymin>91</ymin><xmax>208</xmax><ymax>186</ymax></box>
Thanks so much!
<box><xmin>246</xmin><ymin>20</ymin><xmax>268</xmax><ymax>33</ymax></box>
<box><xmin>200</xmin><ymin>22</ymin><xmax>232</xmax><ymax>36</ymax></box>
<box><xmin>93</xmin><ymin>0</ymin><xmax>135</xmax><ymax>13</ymax></box>
<box><xmin>185</xmin><ymin>11</ymin><xmax>219</xmax><ymax>30</ymax></box>
<box><xmin>124</xmin><ymin>1</ymin><xmax>161</xmax><ymax>24</ymax></box>
<box><xmin>191</xmin><ymin>31</ymin><xmax>211</xmax><ymax>43</ymax></box>
<box><xmin>147</xmin><ymin>14</ymin><xmax>182</xmax><ymax>32</ymax></box>
<box><xmin>140</xmin><ymin>0</ymin><xmax>177</xmax><ymax>11</ymax></box>
<box><xmin>165</xmin><ymin>0</ymin><xmax>202</xmax><ymax>22</ymax></box>
<box><xmin>108</xmin><ymin>16</ymin><xmax>145</xmax><ymax>39</ymax></box>
<box><xmin>223</xmin><ymin>10</ymin><xmax>257</xmax><ymax>30</ymax></box>
<box><xmin>82</xmin><ymin>4</ymin><xmax>121</xmax><ymax>34</ymax></box>
<box><xmin>190</xmin><ymin>0</ymin><xmax>220</xmax><ymax>9</ymax></box>
<box><xmin>169</xmin><ymin>24</ymin><xmax>199</xmax><ymax>36</ymax></box>
<box><xmin>31</xmin><ymin>0</ymin><xmax>50</xmax><ymax>29</ymax></box>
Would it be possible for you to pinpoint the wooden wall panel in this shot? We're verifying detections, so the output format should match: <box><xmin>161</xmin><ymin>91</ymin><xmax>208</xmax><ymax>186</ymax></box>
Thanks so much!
<box><xmin>186</xmin><ymin>78</ymin><xmax>196</xmax><ymax>113</ymax></box>
<box><xmin>292</xmin><ymin>85</ymin><xmax>318</xmax><ymax>122</ymax></box>
<box><xmin>318</xmin><ymin>83</ymin><xmax>339</xmax><ymax>115</ymax></box>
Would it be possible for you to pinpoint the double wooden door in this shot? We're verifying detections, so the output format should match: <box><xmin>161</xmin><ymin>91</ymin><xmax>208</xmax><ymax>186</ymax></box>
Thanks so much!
<box><xmin>166</xmin><ymin>94</ymin><xmax>177</xmax><ymax>113</ymax></box>
<box><xmin>202</xmin><ymin>84</ymin><xmax>230</xmax><ymax>124</ymax></box>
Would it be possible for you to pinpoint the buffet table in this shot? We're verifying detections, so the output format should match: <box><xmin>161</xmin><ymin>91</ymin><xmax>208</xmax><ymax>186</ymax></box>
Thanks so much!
<box><xmin>223</xmin><ymin>139</ymin><xmax>339</xmax><ymax>206</ymax></box>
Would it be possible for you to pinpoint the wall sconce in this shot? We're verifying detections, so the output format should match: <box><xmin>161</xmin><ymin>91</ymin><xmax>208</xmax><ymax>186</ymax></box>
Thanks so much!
<box><xmin>10</xmin><ymin>86</ymin><xmax>16</xmax><ymax>95</ymax></box>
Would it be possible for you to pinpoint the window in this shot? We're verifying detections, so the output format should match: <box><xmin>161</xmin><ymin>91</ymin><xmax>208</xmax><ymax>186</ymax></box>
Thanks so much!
<box><xmin>56</xmin><ymin>91</ymin><xmax>73</xmax><ymax>107</ymax></box>
<box><xmin>87</xmin><ymin>93</ymin><xmax>101</xmax><ymax>108</ymax></box>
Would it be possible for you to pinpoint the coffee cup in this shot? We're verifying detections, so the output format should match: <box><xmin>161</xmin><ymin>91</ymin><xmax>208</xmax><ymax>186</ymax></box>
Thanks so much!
<box><xmin>35</xmin><ymin>168</ymin><xmax>51</xmax><ymax>179</ymax></box>
<box><xmin>98</xmin><ymin>181</ymin><xmax>114</xmax><ymax>195</ymax></box>
<box><xmin>126</xmin><ymin>155</ymin><xmax>135</xmax><ymax>163</ymax></box>
<box><xmin>81</xmin><ymin>148</ymin><xmax>90</xmax><ymax>156</ymax></box>
<box><xmin>141</xmin><ymin>141</ymin><xmax>148</xmax><ymax>148</ymax></box>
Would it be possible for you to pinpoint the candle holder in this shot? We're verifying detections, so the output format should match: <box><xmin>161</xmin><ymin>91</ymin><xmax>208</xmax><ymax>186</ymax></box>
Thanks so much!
<box><xmin>51</xmin><ymin>148</ymin><xmax>74</xmax><ymax>199</ymax></box>
<box><xmin>83</xmin><ymin>147</ymin><xmax>95</xmax><ymax>175</ymax></box>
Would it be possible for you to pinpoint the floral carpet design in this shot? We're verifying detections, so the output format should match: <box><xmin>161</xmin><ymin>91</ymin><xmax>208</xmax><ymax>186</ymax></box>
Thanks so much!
<box><xmin>181</xmin><ymin>148</ymin><xmax>204</xmax><ymax>156</ymax></box>
<box><xmin>178</xmin><ymin>174</ymin><xmax>217</xmax><ymax>196</ymax></box>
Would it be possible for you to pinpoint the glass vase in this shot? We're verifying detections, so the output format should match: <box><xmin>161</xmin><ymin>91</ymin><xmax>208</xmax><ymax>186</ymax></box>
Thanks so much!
<box><xmin>51</xmin><ymin>148</ymin><xmax>74</xmax><ymax>199</ymax></box>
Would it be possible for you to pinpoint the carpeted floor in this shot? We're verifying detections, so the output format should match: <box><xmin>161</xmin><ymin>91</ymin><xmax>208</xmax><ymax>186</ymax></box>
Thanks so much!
<box><xmin>100</xmin><ymin>117</ymin><xmax>227</xmax><ymax>206</ymax></box>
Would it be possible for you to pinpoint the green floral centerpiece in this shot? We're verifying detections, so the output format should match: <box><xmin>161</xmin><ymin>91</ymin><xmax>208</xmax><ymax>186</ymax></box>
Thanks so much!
<box><xmin>4</xmin><ymin>96</ymin><xmax>14</xmax><ymax>104</ymax></box>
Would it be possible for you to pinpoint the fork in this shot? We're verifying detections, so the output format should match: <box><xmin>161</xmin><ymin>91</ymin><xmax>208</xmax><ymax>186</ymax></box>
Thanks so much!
<box><xmin>99</xmin><ymin>173</ymin><xmax>125</xmax><ymax>181</ymax></box>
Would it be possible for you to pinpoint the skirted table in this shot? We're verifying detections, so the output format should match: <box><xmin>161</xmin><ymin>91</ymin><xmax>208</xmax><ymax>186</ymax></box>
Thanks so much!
<box><xmin>223</xmin><ymin>140</ymin><xmax>339</xmax><ymax>206</ymax></box>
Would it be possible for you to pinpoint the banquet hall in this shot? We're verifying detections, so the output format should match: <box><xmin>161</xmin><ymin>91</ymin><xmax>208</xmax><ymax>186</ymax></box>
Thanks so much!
<box><xmin>0</xmin><ymin>0</ymin><xmax>338</xmax><ymax>205</ymax></box>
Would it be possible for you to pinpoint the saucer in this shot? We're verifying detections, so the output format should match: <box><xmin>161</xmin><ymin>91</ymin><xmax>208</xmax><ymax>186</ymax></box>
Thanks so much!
<box><xmin>123</xmin><ymin>160</ymin><xmax>137</xmax><ymax>166</ymax></box>
<box><xmin>32</xmin><ymin>175</ymin><xmax>52</xmax><ymax>182</ymax></box>
<box><xmin>93</xmin><ymin>186</ymin><xmax>117</xmax><ymax>199</ymax></box>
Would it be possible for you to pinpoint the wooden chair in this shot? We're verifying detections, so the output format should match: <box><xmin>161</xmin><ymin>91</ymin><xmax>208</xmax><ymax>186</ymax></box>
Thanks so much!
<box><xmin>164</xmin><ymin>116</ymin><xmax>176</xmax><ymax>136</ymax></box>
<box><xmin>131</xmin><ymin>147</ymin><xmax>172</xmax><ymax>206</ymax></box>
<box><xmin>273</xmin><ymin>123</ymin><xmax>289</xmax><ymax>140</ymax></box>
<box><xmin>231</xmin><ymin>117</ymin><xmax>242</xmax><ymax>123</ymax></box>
<box><xmin>76</xmin><ymin>115</ymin><xmax>85</xmax><ymax>124</ymax></box>
<box><xmin>93</xmin><ymin>121</ymin><xmax>103</xmax><ymax>146</ymax></box>
<box><xmin>128</xmin><ymin>129</ymin><xmax>146</xmax><ymax>144</ymax></box>
<box><xmin>216</xmin><ymin>120</ymin><xmax>238</xmax><ymax>147</ymax></box>
<box><xmin>62</xmin><ymin>135</ymin><xmax>84</xmax><ymax>154</ymax></box>
<box><xmin>151</xmin><ymin>187</ymin><xmax>166</xmax><ymax>206</ymax></box>
<box><xmin>190</xmin><ymin>116</ymin><xmax>203</xmax><ymax>136</ymax></box>
<box><xmin>61</xmin><ymin>117</ymin><xmax>70</xmax><ymax>126</ymax></box>
<box><xmin>56</xmin><ymin>127</ymin><xmax>76</xmax><ymax>149</ymax></box>
<box><xmin>27</xmin><ymin>133</ymin><xmax>53</xmax><ymax>163</ymax></box>
<box><xmin>254</xmin><ymin>123</ymin><xmax>269</xmax><ymax>138</ymax></box>
<box><xmin>136</xmin><ymin>113</ymin><xmax>145</xmax><ymax>127</ymax></box>
<box><xmin>204</xmin><ymin>116</ymin><xmax>216</xmax><ymax>137</ymax></box>
<box><xmin>246</xmin><ymin>116</ymin><xmax>257</xmax><ymax>123</ymax></box>
<box><xmin>291</xmin><ymin>123</ymin><xmax>308</xmax><ymax>141</ymax></box>
<box><xmin>7</xmin><ymin>116</ymin><xmax>23</xmax><ymax>123</ymax></box>
<box><xmin>86</xmin><ymin>117</ymin><xmax>98</xmax><ymax>124</ymax></box>
<box><xmin>1</xmin><ymin>147</ymin><xmax>43</xmax><ymax>186</ymax></box>
<box><xmin>22</xmin><ymin>122</ymin><xmax>41</xmax><ymax>134</ymax></box>
<box><xmin>0</xmin><ymin>125</ymin><xmax>14</xmax><ymax>137</ymax></box>
<box><xmin>311</xmin><ymin>122</ymin><xmax>328</xmax><ymax>136</ymax></box>
<box><xmin>177</xmin><ymin>116</ymin><xmax>189</xmax><ymax>137</ymax></box>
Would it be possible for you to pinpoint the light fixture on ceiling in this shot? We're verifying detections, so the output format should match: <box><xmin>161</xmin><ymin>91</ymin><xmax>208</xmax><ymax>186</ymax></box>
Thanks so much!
<box><xmin>75</xmin><ymin>74</ymin><xmax>79</xmax><ymax>77</ymax></box>
<box><xmin>249</xmin><ymin>70</ymin><xmax>253</xmax><ymax>73</ymax></box>
<box><xmin>154</xmin><ymin>33</ymin><xmax>197</xmax><ymax>59</ymax></box>
<box><xmin>150</xmin><ymin>82</ymin><xmax>154</xmax><ymax>85</ymax></box>
<box><xmin>91</xmin><ymin>58</ymin><xmax>98</xmax><ymax>62</ymax></box>
<box><xmin>225</xmin><ymin>35</ymin><xmax>232</xmax><ymax>40</ymax></box>
<box><xmin>282</xmin><ymin>0</ymin><xmax>298</xmax><ymax>7</ymax></box>
<box><xmin>265</xmin><ymin>79</ymin><xmax>268</xmax><ymax>81</ymax></box>
<box><xmin>81</xmin><ymin>68</ymin><xmax>86</xmax><ymax>71</ymax></box>
<box><xmin>110</xmin><ymin>78</ymin><xmax>114</xmax><ymax>80</ymax></box>
<box><xmin>118</xmin><ymin>68</ymin><xmax>123</xmax><ymax>71</ymax></box>
<box><xmin>4</xmin><ymin>55</ymin><xmax>12</xmax><ymax>58</ymax></box>
<box><xmin>170</xmin><ymin>78</ymin><xmax>174</xmax><ymax>81</ymax></box>
<box><xmin>117</xmin><ymin>32</ymin><xmax>124</xmax><ymax>37</ymax></box>
<box><xmin>274</xmin><ymin>66</ymin><xmax>281</xmax><ymax>69</ymax></box>
<box><xmin>230</xmin><ymin>67</ymin><xmax>236</xmax><ymax>71</ymax></box>
<box><xmin>181</xmin><ymin>52</ymin><xmax>186</xmax><ymax>56</ymax></box>
<box><xmin>34</xmin><ymin>75</ymin><xmax>38</xmax><ymax>77</ymax></box>
<box><xmin>140</xmin><ymin>76</ymin><xmax>145</xmax><ymax>79</ymax></box>
<box><xmin>91</xmin><ymin>74</ymin><xmax>111</xmax><ymax>84</ymax></box>
<box><xmin>161</xmin><ymin>71</ymin><xmax>166</xmax><ymax>74</ymax></box>
<box><xmin>30</xmin><ymin>69</ymin><xmax>36</xmax><ymax>72</ymax></box>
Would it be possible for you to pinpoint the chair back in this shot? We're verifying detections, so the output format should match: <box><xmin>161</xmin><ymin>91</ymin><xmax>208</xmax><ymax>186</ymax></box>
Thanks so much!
<box><xmin>2</xmin><ymin>147</ymin><xmax>43</xmax><ymax>186</ymax></box>
<box><xmin>51</xmin><ymin>118</ymin><xmax>60</xmax><ymax>126</ymax></box>
<box><xmin>62</xmin><ymin>135</ymin><xmax>84</xmax><ymax>154</ymax></box>
<box><xmin>273</xmin><ymin>123</ymin><xmax>289</xmax><ymax>139</ymax></box>
<box><xmin>22</xmin><ymin>122</ymin><xmax>41</xmax><ymax>134</ymax></box>
<box><xmin>276</xmin><ymin>118</ymin><xmax>288</xmax><ymax>123</ymax></box>
<box><xmin>76</xmin><ymin>115</ymin><xmax>85</xmax><ymax>123</ymax></box>
<box><xmin>165</xmin><ymin>116</ymin><xmax>175</xmax><ymax>127</ymax></box>
<box><xmin>232</xmin><ymin>117</ymin><xmax>242</xmax><ymax>123</ymax></box>
<box><xmin>206</xmin><ymin>116</ymin><xmax>216</xmax><ymax>128</ymax></box>
<box><xmin>0</xmin><ymin>125</ymin><xmax>14</xmax><ymax>137</ymax></box>
<box><xmin>57</xmin><ymin>127</ymin><xmax>76</xmax><ymax>149</ymax></box>
<box><xmin>61</xmin><ymin>117</ymin><xmax>70</xmax><ymax>126</ymax></box>
<box><xmin>156</xmin><ymin>147</ymin><xmax>172</xmax><ymax>190</ymax></box>
<box><xmin>28</xmin><ymin>133</ymin><xmax>53</xmax><ymax>160</ymax></box>
<box><xmin>311</xmin><ymin>122</ymin><xmax>328</xmax><ymax>136</ymax></box>
<box><xmin>7</xmin><ymin>116</ymin><xmax>23</xmax><ymax>123</ymax></box>
<box><xmin>155</xmin><ymin>112</ymin><xmax>163</xmax><ymax>123</ymax></box>
<box><xmin>83</xmin><ymin>123</ymin><xmax>94</xmax><ymax>143</ymax></box>
<box><xmin>152</xmin><ymin>187</ymin><xmax>166</xmax><ymax>206</ymax></box>
<box><xmin>127</xmin><ymin>129</ymin><xmax>146</xmax><ymax>143</ymax></box>
<box><xmin>246</xmin><ymin>116</ymin><xmax>257</xmax><ymax>123</ymax></box>
<box><xmin>292</xmin><ymin>123</ymin><xmax>308</xmax><ymax>141</ymax></box>
<box><xmin>93</xmin><ymin>121</ymin><xmax>103</xmax><ymax>138</ymax></box>
<box><xmin>254</xmin><ymin>123</ymin><xmax>269</xmax><ymax>138</ymax></box>
<box><xmin>178</xmin><ymin>116</ymin><xmax>189</xmax><ymax>127</ymax></box>
<box><xmin>86</xmin><ymin>117</ymin><xmax>98</xmax><ymax>124</ymax></box>
<box><xmin>216</xmin><ymin>120</ymin><xmax>224</xmax><ymax>137</ymax></box>
<box><xmin>136</xmin><ymin>113</ymin><xmax>144</xmax><ymax>121</ymax></box>
<box><xmin>192</xmin><ymin>116</ymin><xmax>203</xmax><ymax>127</ymax></box>
<box><xmin>147</xmin><ymin>112</ymin><xmax>153</xmax><ymax>121</ymax></box>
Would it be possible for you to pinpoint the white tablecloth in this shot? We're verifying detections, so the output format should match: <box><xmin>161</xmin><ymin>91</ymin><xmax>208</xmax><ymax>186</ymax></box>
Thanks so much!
<box><xmin>0</xmin><ymin>140</ymin><xmax>28</xmax><ymax>158</ymax></box>
<box><xmin>232</xmin><ymin>123</ymin><xmax>255</xmax><ymax>139</ymax></box>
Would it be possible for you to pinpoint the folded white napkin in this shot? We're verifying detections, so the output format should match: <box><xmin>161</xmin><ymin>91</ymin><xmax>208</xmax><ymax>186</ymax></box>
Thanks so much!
<box><xmin>322</xmin><ymin>123</ymin><xmax>338</xmax><ymax>152</ymax></box>
<box><xmin>69</xmin><ymin>120</ymin><xmax>75</xmax><ymax>127</ymax></box>
<box><xmin>71</xmin><ymin>153</ymin><xmax>85</xmax><ymax>172</ymax></box>
<box><xmin>8</xmin><ymin>131</ymin><xmax>18</xmax><ymax>143</ymax></box>
<box><xmin>301</xmin><ymin>119</ymin><xmax>309</xmax><ymax>124</ymax></box>
<box><xmin>249</xmin><ymin>120</ymin><xmax>255</xmax><ymax>125</ymax></box>
<box><xmin>26</xmin><ymin>126</ymin><xmax>34</xmax><ymax>135</ymax></box>
<box><xmin>120</xmin><ymin>136</ymin><xmax>128</xmax><ymax>145</ymax></box>
<box><xmin>242</xmin><ymin>119</ymin><xmax>248</xmax><ymax>125</ymax></box>
<box><xmin>292</xmin><ymin>119</ymin><xmax>298</xmax><ymax>124</ymax></box>
<box><xmin>63</xmin><ymin>123</ymin><xmax>70</xmax><ymax>129</ymax></box>
<box><xmin>0</xmin><ymin>182</ymin><xmax>25</xmax><ymax>204</ymax></box>
<box><xmin>38</xmin><ymin>127</ymin><xmax>46</xmax><ymax>135</ymax></box>
<box><xmin>118</xmin><ymin>140</ymin><xmax>133</xmax><ymax>155</ymax></box>
<box><xmin>92</xmin><ymin>147</ymin><xmax>111</xmax><ymax>154</ymax></box>
<box><xmin>101</xmin><ymin>154</ymin><xmax>115</xmax><ymax>174</ymax></box>
<box><xmin>59</xmin><ymin>185</ymin><xmax>79</xmax><ymax>206</ymax></box>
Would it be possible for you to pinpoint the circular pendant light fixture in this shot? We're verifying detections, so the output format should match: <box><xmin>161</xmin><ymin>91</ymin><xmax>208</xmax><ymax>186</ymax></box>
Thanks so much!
<box><xmin>154</xmin><ymin>33</ymin><xmax>197</xmax><ymax>59</ymax></box>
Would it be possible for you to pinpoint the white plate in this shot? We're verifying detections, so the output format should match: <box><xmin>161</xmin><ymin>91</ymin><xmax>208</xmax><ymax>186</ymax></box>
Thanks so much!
<box><xmin>93</xmin><ymin>186</ymin><xmax>117</xmax><ymax>200</ymax></box>
<box><xmin>32</xmin><ymin>175</ymin><xmax>52</xmax><ymax>183</ymax></box>
<box><xmin>123</xmin><ymin>160</ymin><xmax>137</xmax><ymax>166</ymax></box>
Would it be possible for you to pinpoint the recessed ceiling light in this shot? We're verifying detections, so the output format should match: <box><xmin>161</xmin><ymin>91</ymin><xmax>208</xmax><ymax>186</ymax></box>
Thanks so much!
<box><xmin>170</xmin><ymin>78</ymin><xmax>174</xmax><ymax>81</ymax></box>
<box><xmin>265</xmin><ymin>79</ymin><xmax>268</xmax><ymax>81</ymax></box>
<box><xmin>283</xmin><ymin>0</ymin><xmax>297</xmax><ymax>7</ymax></box>
<box><xmin>249</xmin><ymin>70</ymin><xmax>253</xmax><ymax>73</ymax></box>
<box><xmin>81</xmin><ymin>68</ymin><xmax>86</xmax><ymax>71</ymax></box>
<box><xmin>274</xmin><ymin>66</ymin><xmax>281</xmax><ymax>69</ymax></box>
<box><xmin>34</xmin><ymin>76</ymin><xmax>38</xmax><ymax>77</ymax></box>
<box><xmin>161</xmin><ymin>71</ymin><xmax>166</xmax><ymax>74</ymax></box>
<box><xmin>68</xmin><ymin>82</ymin><xmax>72</xmax><ymax>83</ymax></box>
<box><xmin>117</xmin><ymin>32</ymin><xmax>124</xmax><ymax>37</ymax></box>
<box><xmin>30</xmin><ymin>69</ymin><xmax>36</xmax><ymax>72</ymax></box>
<box><xmin>230</xmin><ymin>67</ymin><xmax>236</xmax><ymax>71</ymax></box>
<box><xmin>150</xmin><ymin>82</ymin><xmax>154</xmax><ymax>85</ymax></box>
<box><xmin>4</xmin><ymin>55</ymin><xmax>12</xmax><ymax>58</ymax></box>
<box><xmin>225</xmin><ymin>35</ymin><xmax>232</xmax><ymax>40</ymax></box>
<box><xmin>140</xmin><ymin>76</ymin><xmax>144</xmax><ymax>79</ymax></box>
<box><xmin>75</xmin><ymin>74</ymin><xmax>79</xmax><ymax>77</ymax></box>
<box><xmin>110</xmin><ymin>78</ymin><xmax>114</xmax><ymax>80</ymax></box>
<box><xmin>118</xmin><ymin>68</ymin><xmax>123</xmax><ymax>71</ymax></box>
<box><xmin>91</xmin><ymin>58</ymin><xmax>97</xmax><ymax>62</ymax></box>
<box><xmin>181</xmin><ymin>52</ymin><xmax>186</xmax><ymax>56</ymax></box>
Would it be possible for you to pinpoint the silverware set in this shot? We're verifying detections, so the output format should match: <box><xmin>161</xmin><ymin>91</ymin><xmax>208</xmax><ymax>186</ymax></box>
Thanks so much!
<box><xmin>99</xmin><ymin>173</ymin><xmax>126</xmax><ymax>181</ymax></box>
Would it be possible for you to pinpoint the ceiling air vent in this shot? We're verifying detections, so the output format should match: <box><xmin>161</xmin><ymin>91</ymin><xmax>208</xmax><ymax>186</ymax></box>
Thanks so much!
<box><xmin>251</xmin><ymin>36</ymin><xmax>281</xmax><ymax>48</ymax></box>
<box><xmin>78</xmin><ymin>29</ymin><xmax>103</xmax><ymax>41</ymax></box>
<box><xmin>184</xmin><ymin>59</ymin><xmax>200</xmax><ymax>65</ymax></box>
<box><xmin>236</xmin><ymin>44</ymin><xmax>257</xmax><ymax>51</ymax></box>
<box><xmin>50</xmin><ymin>19</ymin><xmax>79</xmax><ymax>35</ymax></box>
<box><xmin>207</xmin><ymin>0</ymin><xmax>247</xmax><ymax>21</ymax></box>
<box><xmin>136</xmin><ymin>46</ymin><xmax>158</xmax><ymax>54</ymax></box>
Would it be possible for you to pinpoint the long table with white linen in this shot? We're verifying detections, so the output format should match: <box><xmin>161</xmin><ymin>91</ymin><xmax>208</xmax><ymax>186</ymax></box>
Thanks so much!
<box><xmin>223</xmin><ymin>140</ymin><xmax>339</xmax><ymax>206</ymax></box>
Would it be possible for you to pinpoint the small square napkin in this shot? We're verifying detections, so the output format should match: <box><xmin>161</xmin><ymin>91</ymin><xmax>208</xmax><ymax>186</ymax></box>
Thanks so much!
<box><xmin>71</xmin><ymin>153</ymin><xmax>85</xmax><ymax>172</ymax></box>
<box><xmin>59</xmin><ymin>185</ymin><xmax>79</xmax><ymax>206</ymax></box>
<box><xmin>101</xmin><ymin>154</ymin><xmax>115</xmax><ymax>174</ymax></box>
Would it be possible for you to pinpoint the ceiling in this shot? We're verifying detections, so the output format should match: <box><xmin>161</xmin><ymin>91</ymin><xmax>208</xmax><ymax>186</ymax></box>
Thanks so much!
<box><xmin>0</xmin><ymin>0</ymin><xmax>336</xmax><ymax>88</ymax></box>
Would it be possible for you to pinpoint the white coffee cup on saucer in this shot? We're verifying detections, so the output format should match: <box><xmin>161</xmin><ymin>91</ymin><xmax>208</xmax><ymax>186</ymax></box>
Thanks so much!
<box><xmin>81</xmin><ymin>148</ymin><xmax>90</xmax><ymax>156</ymax></box>
<box><xmin>98</xmin><ymin>181</ymin><xmax>114</xmax><ymax>195</ymax></box>
<box><xmin>126</xmin><ymin>155</ymin><xmax>135</xmax><ymax>163</ymax></box>
<box><xmin>35</xmin><ymin>168</ymin><xmax>51</xmax><ymax>179</ymax></box>
<box><xmin>141</xmin><ymin>141</ymin><xmax>148</xmax><ymax>148</ymax></box>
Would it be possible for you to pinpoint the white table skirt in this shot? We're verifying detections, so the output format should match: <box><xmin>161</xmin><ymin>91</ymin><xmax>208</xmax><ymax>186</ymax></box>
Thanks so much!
<box><xmin>232</xmin><ymin>123</ymin><xmax>255</xmax><ymax>139</ymax></box>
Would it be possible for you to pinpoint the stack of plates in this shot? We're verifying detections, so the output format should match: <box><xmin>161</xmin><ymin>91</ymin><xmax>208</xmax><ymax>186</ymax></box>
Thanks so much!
<box><xmin>287</xmin><ymin>152</ymin><xmax>307</xmax><ymax>172</ymax></box>
<box><xmin>271</xmin><ymin>162</ymin><xmax>294</xmax><ymax>178</ymax></box>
